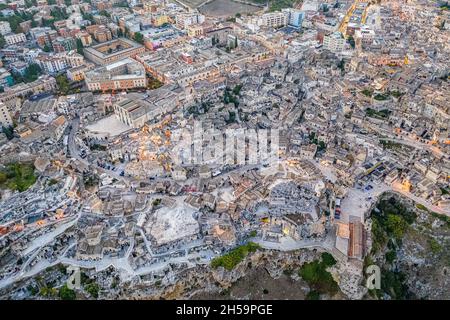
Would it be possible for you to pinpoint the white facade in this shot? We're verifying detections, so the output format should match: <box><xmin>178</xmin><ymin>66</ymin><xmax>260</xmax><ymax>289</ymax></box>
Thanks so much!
<box><xmin>323</xmin><ymin>32</ymin><xmax>345</xmax><ymax>52</ymax></box>
<box><xmin>0</xmin><ymin>102</ymin><xmax>13</xmax><ymax>128</ymax></box>
<box><xmin>258</xmin><ymin>12</ymin><xmax>288</xmax><ymax>28</ymax></box>
<box><xmin>355</xmin><ymin>26</ymin><xmax>375</xmax><ymax>46</ymax></box>
<box><xmin>176</xmin><ymin>14</ymin><xmax>205</xmax><ymax>29</ymax></box>
<box><xmin>4</xmin><ymin>33</ymin><xmax>26</xmax><ymax>45</ymax></box>
<box><xmin>36</xmin><ymin>55</ymin><xmax>68</xmax><ymax>74</ymax></box>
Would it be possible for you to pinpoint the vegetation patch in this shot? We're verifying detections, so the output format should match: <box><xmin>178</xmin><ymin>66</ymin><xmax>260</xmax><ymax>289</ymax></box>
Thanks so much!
<box><xmin>373</xmin><ymin>93</ymin><xmax>389</xmax><ymax>101</ymax></box>
<box><xmin>90</xmin><ymin>144</ymin><xmax>107</xmax><ymax>151</ymax></box>
<box><xmin>366</xmin><ymin>195</ymin><xmax>423</xmax><ymax>299</ymax></box>
<box><xmin>361</xmin><ymin>88</ymin><xmax>373</xmax><ymax>97</ymax></box>
<box><xmin>58</xmin><ymin>284</ymin><xmax>76</xmax><ymax>300</ymax></box>
<box><xmin>85</xmin><ymin>282</ymin><xmax>100</xmax><ymax>299</ymax></box>
<box><xmin>429</xmin><ymin>211</ymin><xmax>450</xmax><ymax>227</ymax></box>
<box><xmin>380</xmin><ymin>269</ymin><xmax>411</xmax><ymax>300</ymax></box>
<box><xmin>309</xmin><ymin>132</ymin><xmax>327</xmax><ymax>151</ymax></box>
<box><xmin>148</xmin><ymin>77</ymin><xmax>163</xmax><ymax>90</ymax></box>
<box><xmin>298</xmin><ymin>252</ymin><xmax>338</xmax><ymax>296</ymax></box>
<box><xmin>365</xmin><ymin>108</ymin><xmax>391</xmax><ymax>119</ymax></box>
<box><xmin>223</xmin><ymin>85</ymin><xmax>241</xmax><ymax>108</ymax></box>
<box><xmin>211</xmin><ymin>242</ymin><xmax>261</xmax><ymax>271</ymax></box>
<box><xmin>428</xmin><ymin>238</ymin><xmax>442</xmax><ymax>254</ymax></box>
<box><xmin>370</xmin><ymin>196</ymin><xmax>416</xmax><ymax>253</ymax></box>
<box><xmin>389</xmin><ymin>90</ymin><xmax>404</xmax><ymax>98</ymax></box>
<box><xmin>379</xmin><ymin>139</ymin><xmax>403</xmax><ymax>150</ymax></box>
<box><xmin>0</xmin><ymin>162</ymin><xmax>37</xmax><ymax>192</ymax></box>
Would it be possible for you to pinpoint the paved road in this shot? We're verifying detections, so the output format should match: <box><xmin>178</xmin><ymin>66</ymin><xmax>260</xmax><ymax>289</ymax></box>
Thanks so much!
<box><xmin>382</xmin><ymin>136</ymin><xmax>446</xmax><ymax>158</ymax></box>
<box><xmin>391</xmin><ymin>183</ymin><xmax>450</xmax><ymax>217</ymax></box>
<box><xmin>68</xmin><ymin>118</ymin><xmax>88</xmax><ymax>166</ymax></box>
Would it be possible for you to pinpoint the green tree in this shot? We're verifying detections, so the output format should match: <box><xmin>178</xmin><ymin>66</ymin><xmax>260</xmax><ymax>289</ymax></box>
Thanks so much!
<box><xmin>56</xmin><ymin>74</ymin><xmax>70</xmax><ymax>95</ymax></box>
<box><xmin>43</xmin><ymin>44</ymin><xmax>51</xmax><ymax>52</ymax></box>
<box><xmin>347</xmin><ymin>35</ymin><xmax>355</xmax><ymax>49</ymax></box>
<box><xmin>321</xmin><ymin>252</ymin><xmax>336</xmax><ymax>267</ymax></box>
<box><xmin>82</xmin><ymin>12</ymin><xmax>95</xmax><ymax>24</ymax></box>
<box><xmin>2</xmin><ymin>126</ymin><xmax>14</xmax><ymax>140</ymax></box>
<box><xmin>40</xmin><ymin>286</ymin><xmax>57</xmax><ymax>297</ymax></box>
<box><xmin>24</xmin><ymin>63</ymin><xmax>42</xmax><ymax>82</ymax></box>
<box><xmin>58</xmin><ymin>284</ymin><xmax>76</xmax><ymax>300</ymax></box>
<box><xmin>0</xmin><ymin>35</ymin><xmax>5</xmax><ymax>49</ymax></box>
<box><xmin>306</xmin><ymin>290</ymin><xmax>320</xmax><ymax>300</ymax></box>
<box><xmin>42</xmin><ymin>17</ymin><xmax>56</xmax><ymax>28</ymax></box>
<box><xmin>99</xmin><ymin>10</ymin><xmax>110</xmax><ymax>18</ymax></box>
<box><xmin>25</xmin><ymin>0</ymin><xmax>34</xmax><ymax>8</ymax></box>
<box><xmin>51</xmin><ymin>8</ymin><xmax>69</xmax><ymax>20</ymax></box>
<box><xmin>386</xmin><ymin>214</ymin><xmax>408</xmax><ymax>240</ymax></box>
<box><xmin>76</xmin><ymin>38</ymin><xmax>84</xmax><ymax>55</ymax></box>
<box><xmin>134</xmin><ymin>32</ymin><xmax>144</xmax><ymax>44</ymax></box>
<box><xmin>85</xmin><ymin>282</ymin><xmax>100</xmax><ymax>299</ymax></box>
<box><xmin>299</xmin><ymin>258</ymin><xmax>339</xmax><ymax>296</ymax></box>
<box><xmin>1</xmin><ymin>15</ymin><xmax>24</xmax><ymax>33</ymax></box>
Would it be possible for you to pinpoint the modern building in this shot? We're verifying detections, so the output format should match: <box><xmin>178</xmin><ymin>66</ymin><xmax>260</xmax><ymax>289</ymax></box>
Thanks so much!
<box><xmin>0</xmin><ymin>68</ymin><xmax>14</xmax><ymax>89</ymax></box>
<box><xmin>86</xmin><ymin>25</ymin><xmax>113</xmax><ymax>43</ymax></box>
<box><xmin>10</xmin><ymin>61</ymin><xmax>28</xmax><ymax>75</ymax></box>
<box><xmin>282</xmin><ymin>9</ymin><xmax>305</xmax><ymax>28</ymax></box>
<box><xmin>0</xmin><ymin>76</ymin><xmax>57</xmax><ymax>105</ymax></box>
<box><xmin>76</xmin><ymin>31</ymin><xmax>93</xmax><ymax>47</ymax></box>
<box><xmin>30</xmin><ymin>27</ymin><xmax>58</xmax><ymax>48</ymax></box>
<box><xmin>66</xmin><ymin>63</ymin><xmax>95</xmax><ymax>82</ymax></box>
<box><xmin>355</xmin><ymin>26</ymin><xmax>375</xmax><ymax>47</ymax></box>
<box><xmin>52</xmin><ymin>37</ymin><xmax>77</xmax><ymax>53</ymax></box>
<box><xmin>0</xmin><ymin>101</ymin><xmax>13</xmax><ymax>128</ymax></box>
<box><xmin>176</xmin><ymin>13</ymin><xmax>205</xmax><ymax>30</ymax></box>
<box><xmin>187</xmin><ymin>25</ymin><xmax>203</xmax><ymax>38</ymax></box>
<box><xmin>257</xmin><ymin>12</ymin><xmax>288</xmax><ymax>28</ymax></box>
<box><xmin>4</xmin><ymin>33</ymin><xmax>27</xmax><ymax>45</ymax></box>
<box><xmin>323</xmin><ymin>31</ymin><xmax>346</xmax><ymax>52</ymax></box>
<box><xmin>35</xmin><ymin>55</ymin><xmax>63</xmax><ymax>74</ymax></box>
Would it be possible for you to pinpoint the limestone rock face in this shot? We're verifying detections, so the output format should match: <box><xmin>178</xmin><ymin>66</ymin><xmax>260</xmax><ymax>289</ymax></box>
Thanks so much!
<box><xmin>122</xmin><ymin>249</ymin><xmax>352</xmax><ymax>300</ymax></box>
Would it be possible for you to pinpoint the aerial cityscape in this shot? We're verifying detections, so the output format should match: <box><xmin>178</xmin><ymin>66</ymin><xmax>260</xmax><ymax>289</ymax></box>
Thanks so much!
<box><xmin>0</xmin><ymin>0</ymin><xmax>448</xmax><ymax>302</ymax></box>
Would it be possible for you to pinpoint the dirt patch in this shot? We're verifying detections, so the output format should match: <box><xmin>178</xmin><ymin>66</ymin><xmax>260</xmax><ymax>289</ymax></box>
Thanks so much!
<box><xmin>199</xmin><ymin>0</ymin><xmax>262</xmax><ymax>18</ymax></box>
<box><xmin>192</xmin><ymin>266</ymin><xmax>309</xmax><ymax>300</ymax></box>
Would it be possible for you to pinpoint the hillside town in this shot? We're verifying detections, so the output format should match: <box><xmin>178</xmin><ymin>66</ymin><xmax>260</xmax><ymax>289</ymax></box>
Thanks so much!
<box><xmin>0</xmin><ymin>0</ymin><xmax>449</xmax><ymax>300</ymax></box>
